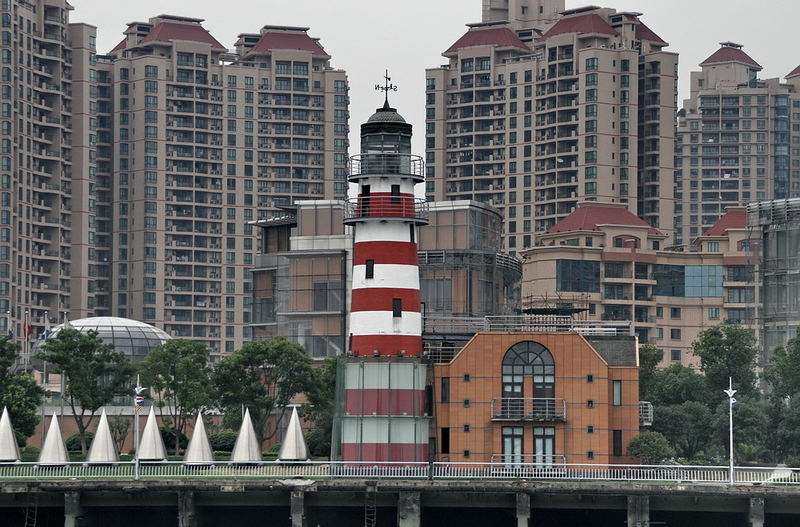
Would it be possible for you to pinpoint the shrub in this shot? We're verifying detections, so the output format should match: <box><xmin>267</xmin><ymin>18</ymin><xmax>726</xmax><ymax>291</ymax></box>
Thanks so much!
<box><xmin>209</xmin><ymin>430</ymin><xmax>238</xmax><ymax>452</ymax></box>
<box><xmin>23</xmin><ymin>445</ymin><xmax>40</xmax><ymax>455</ymax></box>
<box><xmin>628</xmin><ymin>431</ymin><xmax>675</xmax><ymax>464</ymax></box>
<box><xmin>66</xmin><ymin>431</ymin><xmax>94</xmax><ymax>451</ymax></box>
<box><xmin>159</xmin><ymin>427</ymin><xmax>188</xmax><ymax>453</ymax></box>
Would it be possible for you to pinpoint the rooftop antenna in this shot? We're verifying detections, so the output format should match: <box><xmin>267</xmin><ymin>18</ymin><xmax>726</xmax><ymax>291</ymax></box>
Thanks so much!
<box><xmin>375</xmin><ymin>69</ymin><xmax>397</xmax><ymax>108</ymax></box>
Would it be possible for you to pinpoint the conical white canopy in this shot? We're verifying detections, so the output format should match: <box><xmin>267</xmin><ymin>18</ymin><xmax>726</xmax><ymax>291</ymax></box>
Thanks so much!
<box><xmin>39</xmin><ymin>415</ymin><xmax>68</xmax><ymax>466</ymax></box>
<box><xmin>184</xmin><ymin>412</ymin><xmax>213</xmax><ymax>465</ymax></box>
<box><xmin>0</xmin><ymin>406</ymin><xmax>20</xmax><ymax>462</ymax></box>
<box><xmin>277</xmin><ymin>407</ymin><xmax>308</xmax><ymax>461</ymax></box>
<box><xmin>138</xmin><ymin>406</ymin><xmax>166</xmax><ymax>461</ymax></box>
<box><xmin>231</xmin><ymin>408</ymin><xmax>261</xmax><ymax>463</ymax></box>
<box><xmin>86</xmin><ymin>409</ymin><xmax>117</xmax><ymax>464</ymax></box>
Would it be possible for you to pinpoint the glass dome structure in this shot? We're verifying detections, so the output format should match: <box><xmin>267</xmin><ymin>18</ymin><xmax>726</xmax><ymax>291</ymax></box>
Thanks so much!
<box><xmin>40</xmin><ymin>317</ymin><xmax>170</xmax><ymax>361</ymax></box>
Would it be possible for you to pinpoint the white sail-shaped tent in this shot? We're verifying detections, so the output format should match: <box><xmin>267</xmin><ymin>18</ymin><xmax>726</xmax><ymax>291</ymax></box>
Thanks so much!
<box><xmin>86</xmin><ymin>409</ymin><xmax>118</xmax><ymax>464</ymax></box>
<box><xmin>184</xmin><ymin>412</ymin><xmax>213</xmax><ymax>466</ymax></box>
<box><xmin>277</xmin><ymin>407</ymin><xmax>309</xmax><ymax>462</ymax></box>
<box><xmin>231</xmin><ymin>408</ymin><xmax>261</xmax><ymax>464</ymax></box>
<box><xmin>138</xmin><ymin>406</ymin><xmax>167</xmax><ymax>461</ymax></box>
<box><xmin>39</xmin><ymin>415</ymin><xmax>68</xmax><ymax>466</ymax></box>
<box><xmin>0</xmin><ymin>407</ymin><xmax>20</xmax><ymax>462</ymax></box>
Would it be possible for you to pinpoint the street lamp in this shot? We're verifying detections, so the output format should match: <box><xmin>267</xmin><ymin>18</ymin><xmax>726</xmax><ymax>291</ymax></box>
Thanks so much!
<box><xmin>723</xmin><ymin>377</ymin><xmax>737</xmax><ymax>485</ymax></box>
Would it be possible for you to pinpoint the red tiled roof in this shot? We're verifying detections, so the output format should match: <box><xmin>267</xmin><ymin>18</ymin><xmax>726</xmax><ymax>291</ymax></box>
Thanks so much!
<box><xmin>541</xmin><ymin>14</ymin><xmax>617</xmax><ymax>39</ymax></box>
<box><xmin>445</xmin><ymin>26</ymin><xmax>529</xmax><ymax>54</ymax></box>
<box><xmin>546</xmin><ymin>204</ymin><xmax>663</xmax><ymax>235</ymax></box>
<box><xmin>139</xmin><ymin>22</ymin><xmax>225</xmax><ymax>49</ymax></box>
<box><xmin>250</xmin><ymin>31</ymin><xmax>328</xmax><ymax>56</ymax></box>
<box><xmin>787</xmin><ymin>65</ymin><xmax>800</xmax><ymax>78</ymax></box>
<box><xmin>635</xmin><ymin>21</ymin><xmax>666</xmax><ymax>45</ymax></box>
<box><xmin>701</xmin><ymin>46</ymin><xmax>761</xmax><ymax>69</ymax></box>
<box><xmin>110</xmin><ymin>38</ymin><xmax>126</xmax><ymax>53</ymax></box>
<box><xmin>703</xmin><ymin>208</ymin><xmax>746</xmax><ymax>236</ymax></box>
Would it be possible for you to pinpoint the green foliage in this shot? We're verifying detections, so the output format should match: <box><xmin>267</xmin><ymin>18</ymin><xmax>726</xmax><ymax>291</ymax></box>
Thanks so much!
<box><xmin>213</xmin><ymin>338</ymin><xmax>313</xmax><ymax>448</ymax></box>
<box><xmin>638</xmin><ymin>343</ymin><xmax>662</xmax><ymax>394</ymax></box>
<box><xmin>0</xmin><ymin>337</ymin><xmax>44</xmax><ymax>441</ymax></box>
<box><xmin>107</xmin><ymin>415</ymin><xmax>130</xmax><ymax>454</ymax></box>
<box><xmin>139</xmin><ymin>339</ymin><xmax>212</xmax><ymax>454</ymax></box>
<box><xmin>765</xmin><ymin>330</ymin><xmax>800</xmax><ymax>399</ymax></box>
<box><xmin>711</xmin><ymin>394</ymin><xmax>771</xmax><ymax>464</ymax></box>
<box><xmin>652</xmin><ymin>401</ymin><xmax>714</xmax><ymax>460</ymax></box>
<box><xmin>209</xmin><ymin>430</ymin><xmax>239</xmax><ymax>452</ymax></box>
<box><xmin>692</xmin><ymin>325</ymin><xmax>758</xmax><ymax>396</ymax></box>
<box><xmin>159</xmin><ymin>427</ymin><xmax>188</xmax><ymax>452</ymax></box>
<box><xmin>37</xmin><ymin>328</ymin><xmax>134</xmax><ymax>454</ymax></box>
<box><xmin>302</xmin><ymin>354</ymin><xmax>343</xmax><ymax>458</ymax></box>
<box><xmin>642</xmin><ymin>363</ymin><xmax>714</xmax><ymax>407</ymax></box>
<box><xmin>627</xmin><ymin>431</ymin><xmax>675</xmax><ymax>464</ymax></box>
<box><xmin>66</xmin><ymin>431</ymin><xmax>94</xmax><ymax>452</ymax></box>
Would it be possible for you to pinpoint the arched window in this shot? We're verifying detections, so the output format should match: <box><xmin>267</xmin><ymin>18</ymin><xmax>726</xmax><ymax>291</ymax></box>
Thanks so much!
<box><xmin>502</xmin><ymin>341</ymin><xmax>555</xmax><ymax>403</ymax></box>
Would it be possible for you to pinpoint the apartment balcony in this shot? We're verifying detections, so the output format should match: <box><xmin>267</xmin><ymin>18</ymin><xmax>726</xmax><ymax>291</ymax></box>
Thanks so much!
<box><xmin>490</xmin><ymin>397</ymin><xmax>566</xmax><ymax>423</ymax></box>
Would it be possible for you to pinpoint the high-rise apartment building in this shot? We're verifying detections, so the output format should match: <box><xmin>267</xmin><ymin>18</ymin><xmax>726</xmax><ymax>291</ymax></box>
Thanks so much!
<box><xmin>97</xmin><ymin>16</ymin><xmax>349</xmax><ymax>355</ymax></box>
<box><xmin>426</xmin><ymin>4</ymin><xmax>677</xmax><ymax>253</ymax></box>
<box><xmin>1</xmin><ymin>4</ymin><xmax>348</xmax><ymax>357</ymax></box>
<box><xmin>0</xmin><ymin>0</ymin><xmax>86</xmax><ymax>347</ymax></box>
<box><xmin>674</xmin><ymin>43</ymin><xmax>800</xmax><ymax>246</ymax></box>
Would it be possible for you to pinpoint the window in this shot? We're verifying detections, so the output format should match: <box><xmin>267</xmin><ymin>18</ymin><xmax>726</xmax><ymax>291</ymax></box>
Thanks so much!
<box><xmin>464</xmin><ymin>373</ymin><xmax>471</xmax><ymax>382</ymax></box>
<box><xmin>365</xmin><ymin>259</ymin><xmax>374</xmax><ymax>279</ymax></box>
<box><xmin>440</xmin><ymin>428</ymin><xmax>450</xmax><ymax>454</ymax></box>
<box><xmin>587</xmin><ymin>374</ymin><xmax>593</xmax><ymax>383</ymax></box>
<box><xmin>612</xmin><ymin>380</ymin><xmax>622</xmax><ymax>406</ymax></box>
<box><xmin>670</xmin><ymin>307</ymin><xmax>681</xmax><ymax>319</ymax></box>
<box><xmin>671</xmin><ymin>349</ymin><xmax>681</xmax><ymax>362</ymax></box>
<box><xmin>612</xmin><ymin>430</ymin><xmax>623</xmax><ymax>457</ymax></box>
<box><xmin>392</xmin><ymin>298</ymin><xmax>402</xmax><ymax>317</ymax></box>
<box><xmin>671</xmin><ymin>328</ymin><xmax>682</xmax><ymax>340</ymax></box>
<box><xmin>441</xmin><ymin>377</ymin><xmax>450</xmax><ymax>403</ymax></box>
<box><xmin>502</xmin><ymin>342</ymin><xmax>555</xmax><ymax>418</ymax></box>
<box><xmin>463</xmin><ymin>424</ymin><xmax>471</xmax><ymax>432</ymax></box>
<box><xmin>708</xmin><ymin>307</ymin><xmax>720</xmax><ymax>319</ymax></box>
<box><xmin>463</xmin><ymin>399</ymin><xmax>471</xmax><ymax>408</ymax></box>
<box><xmin>587</xmin><ymin>425</ymin><xmax>594</xmax><ymax>434</ymax></box>
<box><xmin>586</xmin><ymin>57</ymin><xmax>598</xmax><ymax>70</ymax></box>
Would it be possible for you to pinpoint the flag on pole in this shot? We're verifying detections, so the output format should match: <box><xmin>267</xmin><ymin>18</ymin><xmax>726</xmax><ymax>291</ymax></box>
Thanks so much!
<box><xmin>24</xmin><ymin>321</ymin><xmax>32</xmax><ymax>339</ymax></box>
<box><xmin>134</xmin><ymin>395</ymin><xmax>144</xmax><ymax>413</ymax></box>
<box><xmin>731</xmin><ymin>397</ymin><xmax>737</xmax><ymax>408</ymax></box>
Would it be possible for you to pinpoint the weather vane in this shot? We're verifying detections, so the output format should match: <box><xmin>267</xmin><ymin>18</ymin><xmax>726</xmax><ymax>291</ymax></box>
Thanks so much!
<box><xmin>375</xmin><ymin>69</ymin><xmax>397</xmax><ymax>106</ymax></box>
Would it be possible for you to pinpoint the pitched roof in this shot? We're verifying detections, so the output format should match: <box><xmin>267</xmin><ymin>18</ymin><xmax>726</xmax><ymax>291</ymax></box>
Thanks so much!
<box><xmin>110</xmin><ymin>38</ymin><xmax>127</xmax><ymax>53</ymax></box>
<box><xmin>703</xmin><ymin>208</ymin><xmax>746</xmax><ymax>236</ymax></box>
<box><xmin>250</xmin><ymin>31</ymin><xmax>329</xmax><ymax>57</ymax></box>
<box><xmin>545</xmin><ymin>203</ymin><xmax>663</xmax><ymax>235</ymax></box>
<box><xmin>139</xmin><ymin>21</ymin><xmax>225</xmax><ymax>49</ymax></box>
<box><xmin>445</xmin><ymin>26</ymin><xmax>529</xmax><ymax>54</ymax></box>
<box><xmin>701</xmin><ymin>46</ymin><xmax>761</xmax><ymax>69</ymax></box>
<box><xmin>787</xmin><ymin>65</ymin><xmax>800</xmax><ymax>78</ymax></box>
<box><xmin>635</xmin><ymin>21</ymin><xmax>666</xmax><ymax>45</ymax></box>
<box><xmin>541</xmin><ymin>13</ymin><xmax>617</xmax><ymax>39</ymax></box>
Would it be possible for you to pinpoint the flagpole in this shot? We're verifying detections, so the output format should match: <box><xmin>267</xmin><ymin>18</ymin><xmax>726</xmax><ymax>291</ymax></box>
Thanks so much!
<box><xmin>723</xmin><ymin>377</ymin><xmax>737</xmax><ymax>486</ymax></box>
<box><xmin>134</xmin><ymin>375</ymin><xmax>144</xmax><ymax>481</ymax></box>
<box><xmin>23</xmin><ymin>309</ymin><xmax>29</xmax><ymax>370</ymax></box>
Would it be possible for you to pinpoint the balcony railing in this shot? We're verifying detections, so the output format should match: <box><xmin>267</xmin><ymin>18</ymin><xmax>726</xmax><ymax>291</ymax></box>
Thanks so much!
<box><xmin>639</xmin><ymin>401</ymin><xmax>653</xmax><ymax>426</ymax></box>
<box><xmin>343</xmin><ymin>196</ymin><xmax>428</xmax><ymax>223</ymax></box>
<box><xmin>490</xmin><ymin>397</ymin><xmax>566</xmax><ymax>422</ymax></box>
<box><xmin>348</xmin><ymin>153</ymin><xmax>424</xmax><ymax>179</ymax></box>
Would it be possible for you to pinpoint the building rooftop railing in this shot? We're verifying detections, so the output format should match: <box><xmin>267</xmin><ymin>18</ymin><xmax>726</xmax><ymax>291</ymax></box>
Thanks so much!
<box><xmin>2</xmin><ymin>461</ymin><xmax>800</xmax><ymax>485</ymax></box>
<box><xmin>423</xmin><ymin>315</ymin><xmax>634</xmax><ymax>339</ymax></box>
<box><xmin>748</xmin><ymin>198</ymin><xmax>800</xmax><ymax>226</ymax></box>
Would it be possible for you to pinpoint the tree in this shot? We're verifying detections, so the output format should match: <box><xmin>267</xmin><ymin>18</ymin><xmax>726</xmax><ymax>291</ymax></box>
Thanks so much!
<box><xmin>302</xmin><ymin>354</ymin><xmax>343</xmax><ymax>457</ymax></box>
<box><xmin>765</xmin><ymin>330</ymin><xmax>800</xmax><ymax>399</ymax></box>
<box><xmin>692</xmin><ymin>325</ymin><xmax>758</xmax><ymax>396</ymax></box>
<box><xmin>638</xmin><ymin>344</ymin><xmax>663</xmax><ymax>401</ymax></box>
<box><xmin>627</xmin><ymin>431</ymin><xmax>675</xmax><ymax>464</ymax></box>
<box><xmin>652</xmin><ymin>401</ymin><xmax>715</xmax><ymax>460</ymax></box>
<box><xmin>139</xmin><ymin>339</ymin><xmax>212</xmax><ymax>454</ymax></box>
<box><xmin>711</xmin><ymin>394</ymin><xmax>770</xmax><ymax>464</ymax></box>
<box><xmin>37</xmin><ymin>329</ymin><xmax>134</xmax><ymax>454</ymax></box>
<box><xmin>0</xmin><ymin>338</ymin><xmax>44</xmax><ymax>443</ymax></box>
<box><xmin>642</xmin><ymin>363</ymin><xmax>714</xmax><ymax>408</ymax></box>
<box><xmin>213</xmin><ymin>338</ymin><xmax>313</xmax><ymax>448</ymax></box>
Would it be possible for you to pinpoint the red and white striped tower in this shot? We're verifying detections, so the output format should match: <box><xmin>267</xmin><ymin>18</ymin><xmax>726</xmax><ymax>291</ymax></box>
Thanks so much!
<box><xmin>339</xmin><ymin>86</ymin><xmax>429</xmax><ymax>463</ymax></box>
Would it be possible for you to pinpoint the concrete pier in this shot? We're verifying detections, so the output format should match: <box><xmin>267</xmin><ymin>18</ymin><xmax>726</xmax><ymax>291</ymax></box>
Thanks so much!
<box><xmin>397</xmin><ymin>491</ymin><xmax>421</xmax><ymax>527</ymax></box>
<box><xmin>627</xmin><ymin>495</ymin><xmax>649</xmax><ymax>527</ymax></box>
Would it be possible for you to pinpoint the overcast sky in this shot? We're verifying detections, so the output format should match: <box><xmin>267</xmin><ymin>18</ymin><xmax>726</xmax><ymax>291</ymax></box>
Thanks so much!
<box><xmin>70</xmin><ymin>0</ymin><xmax>799</xmax><ymax>155</ymax></box>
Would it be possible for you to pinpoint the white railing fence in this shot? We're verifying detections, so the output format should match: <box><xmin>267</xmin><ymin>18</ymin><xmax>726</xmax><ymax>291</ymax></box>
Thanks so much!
<box><xmin>0</xmin><ymin>461</ymin><xmax>799</xmax><ymax>485</ymax></box>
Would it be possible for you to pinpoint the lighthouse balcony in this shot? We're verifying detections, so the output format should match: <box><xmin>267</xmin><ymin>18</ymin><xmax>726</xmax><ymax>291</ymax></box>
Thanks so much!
<box><xmin>344</xmin><ymin>196</ymin><xmax>429</xmax><ymax>225</ymax></box>
<box><xmin>348</xmin><ymin>153</ymin><xmax>424</xmax><ymax>182</ymax></box>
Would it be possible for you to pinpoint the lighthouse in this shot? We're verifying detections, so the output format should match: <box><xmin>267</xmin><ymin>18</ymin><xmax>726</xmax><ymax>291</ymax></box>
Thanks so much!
<box><xmin>338</xmin><ymin>81</ymin><xmax>429</xmax><ymax>463</ymax></box>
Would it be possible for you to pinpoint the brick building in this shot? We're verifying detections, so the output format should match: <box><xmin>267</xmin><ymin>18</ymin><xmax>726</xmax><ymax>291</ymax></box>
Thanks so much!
<box><xmin>431</xmin><ymin>331</ymin><xmax>640</xmax><ymax>465</ymax></box>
